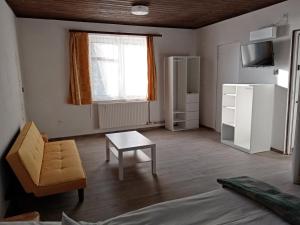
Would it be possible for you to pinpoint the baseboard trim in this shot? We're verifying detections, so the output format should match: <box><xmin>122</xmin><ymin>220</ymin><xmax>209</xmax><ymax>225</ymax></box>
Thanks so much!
<box><xmin>199</xmin><ymin>124</ymin><xmax>216</xmax><ymax>132</ymax></box>
<box><xmin>50</xmin><ymin>122</ymin><xmax>165</xmax><ymax>140</ymax></box>
<box><xmin>271</xmin><ymin>147</ymin><xmax>284</xmax><ymax>154</ymax></box>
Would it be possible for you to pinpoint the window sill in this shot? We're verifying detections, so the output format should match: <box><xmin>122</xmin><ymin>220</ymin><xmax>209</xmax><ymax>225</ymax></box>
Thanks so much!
<box><xmin>93</xmin><ymin>99</ymin><xmax>149</xmax><ymax>104</ymax></box>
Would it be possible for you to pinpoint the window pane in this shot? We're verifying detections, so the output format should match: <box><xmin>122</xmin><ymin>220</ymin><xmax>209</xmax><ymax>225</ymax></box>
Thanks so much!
<box><xmin>90</xmin><ymin>43</ymin><xmax>118</xmax><ymax>60</ymax></box>
<box><xmin>124</xmin><ymin>44</ymin><xmax>147</xmax><ymax>98</ymax></box>
<box><xmin>89</xmin><ymin>34</ymin><xmax>148</xmax><ymax>102</ymax></box>
<box><xmin>90</xmin><ymin>59</ymin><xmax>119</xmax><ymax>101</ymax></box>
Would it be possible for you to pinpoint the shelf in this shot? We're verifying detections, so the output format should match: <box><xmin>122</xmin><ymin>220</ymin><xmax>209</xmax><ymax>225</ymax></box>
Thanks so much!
<box><xmin>222</xmin><ymin>122</ymin><xmax>235</xmax><ymax>127</ymax></box>
<box><xmin>110</xmin><ymin>147</ymin><xmax>151</xmax><ymax>167</ymax></box>
<box><xmin>174</xmin><ymin>119</ymin><xmax>186</xmax><ymax>123</ymax></box>
<box><xmin>173</xmin><ymin>120</ymin><xmax>186</xmax><ymax>131</ymax></box>
<box><xmin>224</xmin><ymin>93</ymin><xmax>236</xmax><ymax>97</ymax></box>
<box><xmin>174</xmin><ymin>111</ymin><xmax>185</xmax><ymax>114</ymax></box>
<box><xmin>223</xmin><ymin>106</ymin><xmax>236</xmax><ymax>110</ymax></box>
<box><xmin>174</xmin><ymin>112</ymin><xmax>185</xmax><ymax>123</ymax></box>
<box><xmin>173</xmin><ymin>126</ymin><xmax>186</xmax><ymax>131</ymax></box>
<box><xmin>223</xmin><ymin>86</ymin><xmax>237</xmax><ymax>96</ymax></box>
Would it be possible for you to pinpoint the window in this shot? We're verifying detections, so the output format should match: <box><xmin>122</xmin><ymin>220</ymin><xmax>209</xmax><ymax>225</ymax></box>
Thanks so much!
<box><xmin>89</xmin><ymin>34</ymin><xmax>148</xmax><ymax>102</ymax></box>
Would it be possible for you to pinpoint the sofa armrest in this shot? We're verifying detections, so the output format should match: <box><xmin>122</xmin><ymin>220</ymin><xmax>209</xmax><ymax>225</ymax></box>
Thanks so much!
<box><xmin>41</xmin><ymin>133</ymin><xmax>49</xmax><ymax>143</ymax></box>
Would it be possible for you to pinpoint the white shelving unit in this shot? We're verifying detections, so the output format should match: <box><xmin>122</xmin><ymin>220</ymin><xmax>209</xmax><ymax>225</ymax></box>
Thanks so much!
<box><xmin>221</xmin><ymin>84</ymin><xmax>275</xmax><ymax>153</ymax></box>
<box><xmin>165</xmin><ymin>56</ymin><xmax>200</xmax><ymax>131</ymax></box>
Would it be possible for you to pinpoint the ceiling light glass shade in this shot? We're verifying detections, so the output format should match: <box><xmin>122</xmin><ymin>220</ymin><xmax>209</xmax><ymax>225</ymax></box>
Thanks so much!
<box><xmin>131</xmin><ymin>5</ymin><xmax>149</xmax><ymax>16</ymax></box>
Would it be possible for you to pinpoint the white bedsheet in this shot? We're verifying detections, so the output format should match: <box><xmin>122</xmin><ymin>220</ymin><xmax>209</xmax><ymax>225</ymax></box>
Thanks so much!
<box><xmin>0</xmin><ymin>189</ymin><xmax>288</xmax><ymax>225</ymax></box>
<box><xmin>97</xmin><ymin>189</ymin><xmax>288</xmax><ymax>225</ymax></box>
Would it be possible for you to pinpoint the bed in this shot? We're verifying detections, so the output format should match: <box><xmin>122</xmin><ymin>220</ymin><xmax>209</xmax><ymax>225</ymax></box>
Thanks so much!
<box><xmin>0</xmin><ymin>188</ymin><xmax>288</xmax><ymax>225</ymax></box>
<box><xmin>91</xmin><ymin>188</ymin><xmax>288</xmax><ymax>225</ymax></box>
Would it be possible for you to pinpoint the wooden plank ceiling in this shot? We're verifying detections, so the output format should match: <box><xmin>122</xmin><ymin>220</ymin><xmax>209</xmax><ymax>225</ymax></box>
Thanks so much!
<box><xmin>6</xmin><ymin>0</ymin><xmax>286</xmax><ymax>29</ymax></box>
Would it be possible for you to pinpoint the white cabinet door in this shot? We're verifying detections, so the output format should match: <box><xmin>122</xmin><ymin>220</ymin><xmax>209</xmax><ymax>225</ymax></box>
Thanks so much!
<box><xmin>234</xmin><ymin>86</ymin><xmax>253</xmax><ymax>150</ymax></box>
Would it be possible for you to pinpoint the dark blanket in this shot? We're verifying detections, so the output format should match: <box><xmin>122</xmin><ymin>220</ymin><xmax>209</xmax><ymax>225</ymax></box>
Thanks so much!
<box><xmin>217</xmin><ymin>176</ymin><xmax>300</xmax><ymax>225</ymax></box>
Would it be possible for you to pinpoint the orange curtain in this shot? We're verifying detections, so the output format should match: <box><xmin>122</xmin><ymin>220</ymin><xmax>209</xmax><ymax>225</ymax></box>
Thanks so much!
<box><xmin>68</xmin><ymin>31</ymin><xmax>92</xmax><ymax>105</ymax></box>
<box><xmin>146</xmin><ymin>36</ymin><xmax>157</xmax><ymax>101</ymax></box>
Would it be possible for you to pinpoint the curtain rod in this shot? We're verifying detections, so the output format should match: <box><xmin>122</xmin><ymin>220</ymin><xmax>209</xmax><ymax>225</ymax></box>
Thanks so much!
<box><xmin>69</xmin><ymin>29</ymin><xmax>162</xmax><ymax>37</ymax></box>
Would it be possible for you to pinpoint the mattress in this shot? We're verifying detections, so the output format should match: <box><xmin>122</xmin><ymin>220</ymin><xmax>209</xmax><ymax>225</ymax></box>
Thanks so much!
<box><xmin>0</xmin><ymin>189</ymin><xmax>288</xmax><ymax>225</ymax></box>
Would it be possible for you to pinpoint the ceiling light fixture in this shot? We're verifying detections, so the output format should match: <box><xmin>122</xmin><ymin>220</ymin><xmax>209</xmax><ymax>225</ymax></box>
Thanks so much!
<box><xmin>131</xmin><ymin>5</ymin><xmax>149</xmax><ymax>16</ymax></box>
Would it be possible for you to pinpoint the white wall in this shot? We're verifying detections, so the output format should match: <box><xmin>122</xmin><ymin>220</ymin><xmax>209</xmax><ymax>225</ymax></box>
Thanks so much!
<box><xmin>17</xmin><ymin>18</ymin><xmax>196</xmax><ymax>138</ymax></box>
<box><xmin>195</xmin><ymin>2</ymin><xmax>290</xmax><ymax>151</ymax></box>
<box><xmin>195</xmin><ymin>1</ymin><xmax>289</xmax><ymax>128</ymax></box>
<box><xmin>0</xmin><ymin>1</ymin><xmax>26</xmax><ymax>216</ymax></box>
<box><xmin>289</xmin><ymin>0</ymin><xmax>300</xmax><ymax>31</ymax></box>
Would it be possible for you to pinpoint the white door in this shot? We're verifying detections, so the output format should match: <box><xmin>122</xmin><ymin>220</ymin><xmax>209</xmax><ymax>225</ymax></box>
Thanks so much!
<box><xmin>292</xmin><ymin>34</ymin><xmax>300</xmax><ymax>182</ymax></box>
<box><xmin>216</xmin><ymin>42</ymin><xmax>240</xmax><ymax>132</ymax></box>
<box><xmin>290</xmin><ymin>35</ymin><xmax>300</xmax><ymax>154</ymax></box>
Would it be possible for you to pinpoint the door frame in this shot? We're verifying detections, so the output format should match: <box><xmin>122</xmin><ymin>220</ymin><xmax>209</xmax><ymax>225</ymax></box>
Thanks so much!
<box><xmin>286</xmin><ymin>29</ymin><xmax>300</xmax><ymax>155</ymax></box>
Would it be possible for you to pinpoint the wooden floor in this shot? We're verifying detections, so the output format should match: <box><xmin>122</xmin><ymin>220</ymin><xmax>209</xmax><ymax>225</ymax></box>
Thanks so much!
<box><xmin>6</xmin><ymin>127</ymin><xmax>294</xmax><ymax>222</ymax></box>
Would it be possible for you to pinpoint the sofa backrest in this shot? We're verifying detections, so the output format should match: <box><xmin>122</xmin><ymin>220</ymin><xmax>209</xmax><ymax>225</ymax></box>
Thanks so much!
<box><xmin>6</xmin><ymin>122</ymin><xmax>44</xmax><ymax>192</ymax></box>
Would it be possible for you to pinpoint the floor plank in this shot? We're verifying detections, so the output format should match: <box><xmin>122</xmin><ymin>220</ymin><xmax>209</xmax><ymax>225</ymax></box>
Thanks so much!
<box><xmin>6</xmin><ymin>127</ymin><xmax>293</xmax><ymax>222</ymax></box>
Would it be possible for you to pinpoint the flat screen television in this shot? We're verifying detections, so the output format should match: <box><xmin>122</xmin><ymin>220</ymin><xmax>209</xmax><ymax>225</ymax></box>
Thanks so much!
<box><xmin>241</xmin><ymin>41</ymin><xmax>274</xmax><ymax>67</ymax></box>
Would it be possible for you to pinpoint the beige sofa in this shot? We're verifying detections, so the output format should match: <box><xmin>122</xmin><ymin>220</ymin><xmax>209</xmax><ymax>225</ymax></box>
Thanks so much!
<box><xmin>6</xmin><ymin>122</ymin><xmax>86</xmax><ymax>201</ymax></box>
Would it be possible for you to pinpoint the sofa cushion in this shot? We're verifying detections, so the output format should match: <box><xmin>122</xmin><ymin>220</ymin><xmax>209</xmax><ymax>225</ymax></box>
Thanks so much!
<box><xmin>17</xmin><ymin>122</ymin><xmax>44</xmax><ymax>186</ymax></box>
<box><xmin>40</xmin><ymin>140</ymin><xmax>86</xmax><ymax>187</ymax></box>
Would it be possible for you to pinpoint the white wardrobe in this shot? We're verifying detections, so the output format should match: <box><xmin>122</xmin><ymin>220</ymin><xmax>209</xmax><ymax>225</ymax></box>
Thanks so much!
<box><xmin>164</xmin><ymin>56</ymin><xmax>200</xmax><ymax>131</ymax></box>
<box><xmin>221</xmin><ymin>84</ymin><xmax>274</xmax><ymax>153</ymax></box>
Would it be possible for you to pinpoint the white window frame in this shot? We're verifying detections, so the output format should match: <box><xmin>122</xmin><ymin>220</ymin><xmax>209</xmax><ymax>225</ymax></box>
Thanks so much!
<box><xmin>88</xmin><ymin>34</ymin><xmax>148</xmax><ymax>103</ymax></box>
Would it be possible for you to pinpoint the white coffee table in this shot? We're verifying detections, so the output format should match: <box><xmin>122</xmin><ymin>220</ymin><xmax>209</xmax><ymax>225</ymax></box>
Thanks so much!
<box><xmin>105</xmin><ymin>131</ymin><xmax>157</xmax><ymax>180</ymax></box>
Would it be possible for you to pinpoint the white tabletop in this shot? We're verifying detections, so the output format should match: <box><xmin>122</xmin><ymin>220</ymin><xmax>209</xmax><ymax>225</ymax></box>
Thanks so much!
<box><xmin>105</xmin><ymin>131</ymin><xmax>154</xmax><ymax>150</ymax></box>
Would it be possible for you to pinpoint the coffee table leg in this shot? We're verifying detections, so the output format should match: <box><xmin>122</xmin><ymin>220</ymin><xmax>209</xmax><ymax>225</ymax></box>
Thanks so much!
<box><xmin>105</xmin><ymin>137</ymin><xmax>110</xmax><ymax>162</ymax></box>
<box><xmin>119</xmin><ymin>151</ymin><xmax>124</xmax><ymax>180</ymax></box>
<box><xmin>151</xmin><ymin>145</ymin><xmax>157</xmax><ymax>175</ymax></box>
